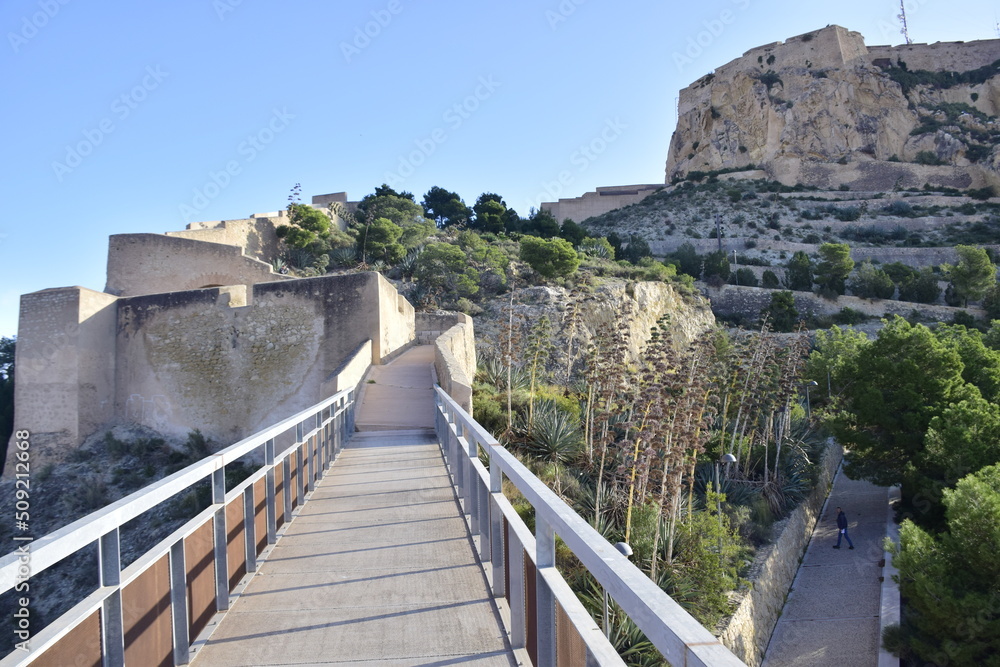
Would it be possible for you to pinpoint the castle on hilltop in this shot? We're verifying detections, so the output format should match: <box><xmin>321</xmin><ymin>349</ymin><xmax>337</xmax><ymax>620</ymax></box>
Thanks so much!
<box><xmin>667</xmin><ymin>25</ymin><xmax>1000</xmax><ymax>191</ymax></box>
<box><xmin>542</xmin><ymin>26</ymin><xmax>1000</xmax><ymax>222</ymax></box>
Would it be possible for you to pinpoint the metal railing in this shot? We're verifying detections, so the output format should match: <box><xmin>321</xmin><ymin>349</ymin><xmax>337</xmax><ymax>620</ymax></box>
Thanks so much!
<box><xmin>0</xmin><ymin>387</ymin><xmax>356</xmax><ymax>666</ymax></box>
<box><xmin>434</xmin><ymin>386</ymin><xmax>747</xmax><ymax>667</ymax></box>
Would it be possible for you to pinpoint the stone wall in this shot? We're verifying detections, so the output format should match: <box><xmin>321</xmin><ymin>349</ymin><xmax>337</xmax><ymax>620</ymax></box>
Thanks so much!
<box><xmin>165</xmin><ymin>214</ymin><xmax>285</xmax><ymax>262</ymax></box>
<box><xmin>541</xmin><ymin>184</ymin><xmax>663</xmax><ymax>222</ymax></box>
<box><xmin>106</xmin><ymin>234</ymin><xmax>286</xmax><ymax>297</ymax></box>
<box><xmin>321</xmin><ymin>340</ymin><xmax>372</xmax><ymax>397</ymax></box>
<box><xmin>867</xmin><ymin>39</ymin><xmax>1000</xmax><ymax>73</ymax></box>
<box><xmin>704</xmin><ymin>283</ymin><xmax>985</xmax><ymax>323</ymax></box>
<box><xmin>719</xmin><ymin>441</ymin><xmax>844</xmax><ymax>665</ymax></box>
<box><xmin>5</xmin><ymin>273</ymin><xmax>415</xmax><ymax>474</ymax></box>
<box><xmin>5</xmin><ymin>288</ymin><xmax>118</xmax><ymax>473</ymax></box>
<box><xmin>417</xmin><ymin>313</ymin><xmax>476</xmax><ymax>414</ymax></box>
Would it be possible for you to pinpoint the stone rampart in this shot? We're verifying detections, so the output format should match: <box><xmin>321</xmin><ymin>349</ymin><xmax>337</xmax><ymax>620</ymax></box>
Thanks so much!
<box><xmin>106</xmin><ymin>234</ymin><xmax>286</xmax><ymax>297</ymax></box>
<box><xmin>868</xmin><ymin>39</ymin><xmax>1000</xmax><ymax>73</ymax></box>
<box><xmin>165</xmin><ymin>214</ymin><xmax>284</xmax><ymax>262</ymax></box>
<box><xmin>720</xmin><ymin>441</ymin><xmax>843</xmax><ymax>665</ymax></box>
<box><xmin>541</xmin><ymin>184</ymin><xmax>663</xmax><ymax>222</ymax></box>
<box><xmin>417</xmin><ymin>312</ymin><xmax>477</xmax><ymax>414</ymax></box>
<box><xmin>7</xmin><ymin>288</ymin><xmax>117</xmax><ymax>471</ymax></box>
<box><xmin>5</xmin><ymin>273</ymin><xmax>415</xmax><ymax>474</ymax></box>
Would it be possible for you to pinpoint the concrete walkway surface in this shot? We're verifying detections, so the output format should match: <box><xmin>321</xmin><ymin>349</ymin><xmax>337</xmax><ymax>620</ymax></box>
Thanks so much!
<box><xmin>354</xmin><ymin>345</ymin><xmax>437</xmax><ymax>432</ymax></box>
<box><xmin>192</xmin><ymin>430</ymin><xmax>517</xmax><ymax>666</ymax></box>
<box><xmin>763</xmin><ymin>470</ymin><xmax>889</xmax><ymax>667</ymax></box>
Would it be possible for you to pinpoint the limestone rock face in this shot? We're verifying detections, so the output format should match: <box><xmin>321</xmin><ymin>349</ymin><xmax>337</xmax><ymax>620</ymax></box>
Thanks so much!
<box><xmin>665</xmin><ymin>25</ymin><xmax>1000</xmax><ymax>189</ymax></box>
<box><xmin>475</xmin><ymin>281</ymin><xmax>716</xmax><ymax>376</ymax></box>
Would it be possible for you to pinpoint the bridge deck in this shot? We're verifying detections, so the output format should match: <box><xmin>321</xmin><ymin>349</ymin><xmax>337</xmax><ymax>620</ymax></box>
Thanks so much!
<box><xmin>192</xmin><ymin>345</ymin><xmax>517</xmax><ymax>666</ymax></box>
<box><xmin>192</xmin><ymin>431</ymin><xmax>517</xmax><ymax>666</ymax></box>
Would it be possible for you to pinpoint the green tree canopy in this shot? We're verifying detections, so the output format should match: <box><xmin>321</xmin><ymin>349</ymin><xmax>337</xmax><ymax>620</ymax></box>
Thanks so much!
<box><xmin>761</xmin><ymin>269</ymin><xmax>780</xmax><ymax>289</ymax></box>
<box><xmin>850</xmin><ymin>261</ymin><xmax>895</xmax><ymax>300</ymax></box>
<box><xmin>358</xmin><ymin>187</ymin><xmax>426</xmax><ymax>228</ymax></box>
<box><xmin>672</xmin><ymin>242</ymin><xmax>702</xmax><ymax>278</ymax></box>
<box><xmin>702</xmin><ymin>250</ymin><xmax>730</xmax><ymax>282</ymax></box>
<box><xmin>823</xmin><ymin>317</ymin><xmax>1000</xmax><ymax>527</ymax></box>
<box><xmin>422</xmin><ymin>186</ymin><xmax>472</xmax><ymax>227</ymax></box>
<box><xmin>784</xmin><ymin>251</ymin><xmax>813</xmax><ymax>291</ymax></box>
<box><xmin>814</xmin><ymin>243</ymin><xmax>854</xmax><ymax>295</ymax></box>
<box><xmin>762</xmin><ymin>290</ymin><xmax>798</xmax><ymax>332</ymax></box>
<box><xmin>524</xmin><ymin>209</ymin><xmax>560</xmax><ymax>238</ymax></box>
<box><xmin>471</xmin><ymin>198</ymin><xmax>506</xmax><ymax>234</ymax></box>
<box><xmin>897</xmin><ymin>268</ymin><xmax>942</xmax><ymax>304</ymax></box>
<box><xmin>621</xmin><ymin>235</ymin><xmax>653</xmax><ymax>264</ymax></box>
<box><xmin>559</xmin><ymin>219</ymin><xmax>588</xmax><ymax>246</ymax></box>
<box><xmin>358</xmin><ymin>217</ymin><xmax>405</xmax><ymax>264</ymax></box>
<box><xmin>946</xmin><ymin>244</ymin><xmax>996</xmax><ymax>306</ymax></box>
<box><xmin>890</xmin><ymin>464</ymin><xmax>1000</xmax><ymax>665</ymax></box>
<box><xmin>413</xmin><ymin>242</ymin><xmax>480</xmax><ymax>297</ymax></box>
<box><xmin>519</xmin><ymin>236</ymin><xmax>580</xmax><ymax>279</ymax></box>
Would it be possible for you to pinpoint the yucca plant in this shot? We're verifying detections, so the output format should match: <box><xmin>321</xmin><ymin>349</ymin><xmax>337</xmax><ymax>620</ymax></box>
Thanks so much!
<box><xmin>522</xmin><ymin>400</ymin><xmax>582</xmax><ymax>465</ymax></box>
<box><xmin>328</xmin><ymin>246</ymin><xmax>358</xmax><ymax>268</ymax></box>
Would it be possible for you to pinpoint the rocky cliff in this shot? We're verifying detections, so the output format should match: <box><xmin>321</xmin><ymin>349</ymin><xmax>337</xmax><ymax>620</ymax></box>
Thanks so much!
<box><xmin>666</xmin><ymin>25</ymin><xmax>1000</xmax><ymax>191</ymax></box>
<box><xmin>474</xmin><ymin>280</ymin><xmax>716</xmax><ymax>377</ymax></box>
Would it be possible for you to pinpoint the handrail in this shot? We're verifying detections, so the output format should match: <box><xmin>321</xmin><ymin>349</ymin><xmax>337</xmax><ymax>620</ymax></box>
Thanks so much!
<box><xmin>434</xmin><ymin>386</ymin><xmax>747</xmax><ymax>667</ymax></box>
<box><xmin>0</xmin><ymin>385</ymin><xmax>356</xmax><ymax>666</ymax></box>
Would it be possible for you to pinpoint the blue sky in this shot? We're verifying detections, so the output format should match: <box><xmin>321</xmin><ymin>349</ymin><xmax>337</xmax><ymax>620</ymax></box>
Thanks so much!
<box><xmin>1</xmin><ymin>0</ymin><xmax>997</xmax><ymax>337</ymax></box>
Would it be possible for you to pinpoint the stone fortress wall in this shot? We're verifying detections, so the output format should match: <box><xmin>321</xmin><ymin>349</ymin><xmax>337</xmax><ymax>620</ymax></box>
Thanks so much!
<box><xmin>165</xmin><ymin>212</ymin><xmax>286</xmax><ymax>262</ymax></box>
<box><xmin>541</xmin><ymin>184</ymin><xmax>664</xmax><ymax>223</ymax></box>
<box><xmin>5</xmin><ymin>272</ymin><xmax>416</xmax><ymax>476</ymax></box>
<box><xmin>106</xmin><ymin>233</ymin><xmax>287</xmax><ymax>297</ymax></box>
<box><xmin>867</xmin><ymin>39</ymin><xmax>1000</xmax><ymax>72</ymax></box>
<box><xmin>4</xmin><ymin>192</ymin><xmax>430</xmax><ymax>477</ymax></box>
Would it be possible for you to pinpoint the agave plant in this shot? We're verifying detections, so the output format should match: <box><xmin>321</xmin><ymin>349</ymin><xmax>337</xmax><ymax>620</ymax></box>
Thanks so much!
<box><xmin>522</xmin><ymin>400</ymin><xmax>582</xmax><ymax>464</ymax></box>
<box><xmin>398</xmin><ymin>246</ymin><xmax>423</xmax><ymax>279</ymax></box>
<box><xmin>476</xmin><ymin>353</ymin><xmax>531</xmax><ymax>391</ymax></box>
<box><xmin>328</xmin><ymin>246</ymin><xmax>358</xmax><ymax>268</ymax></box>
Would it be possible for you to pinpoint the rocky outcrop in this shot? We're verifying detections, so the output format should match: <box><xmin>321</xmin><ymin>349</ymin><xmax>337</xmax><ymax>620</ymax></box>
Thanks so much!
<box><xmin>666</xmin><ymin>25</ymin><xmax>1000</xmax><ymax>190</ymax></box>
<box><xmin>475</xmin><ymin>281</ymin><xmax>716</xmax><ymax>376</ymax></box>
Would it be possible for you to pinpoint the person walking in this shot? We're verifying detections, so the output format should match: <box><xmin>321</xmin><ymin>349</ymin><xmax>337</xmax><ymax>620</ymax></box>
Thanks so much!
<box><xmin>833</xmin><ymin>506</ymin><xmax>854</xmax><ymax>549</ymax></box>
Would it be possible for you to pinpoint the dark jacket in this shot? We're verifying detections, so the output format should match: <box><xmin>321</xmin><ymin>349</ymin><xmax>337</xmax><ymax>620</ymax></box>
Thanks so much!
<box><xmin>836</xmin><ymin>511</ymin><xmax>847</xmax><ymax>530</ymax></box>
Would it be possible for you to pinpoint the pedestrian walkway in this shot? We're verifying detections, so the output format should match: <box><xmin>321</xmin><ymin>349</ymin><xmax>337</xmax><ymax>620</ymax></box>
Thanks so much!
<box><xmin>191</xmin><ymin>344</ymin><xmax>518</xmax><ymax>666</ymax></box>
<box><xmin>355</xmin><ymin>344</ymin><xmax>437</xmax><ymax>431</ymax></box>
<box><xmin>762</xmin><ymin>469</ymin><xmax>889</xmax><ymax>667</ymax></box>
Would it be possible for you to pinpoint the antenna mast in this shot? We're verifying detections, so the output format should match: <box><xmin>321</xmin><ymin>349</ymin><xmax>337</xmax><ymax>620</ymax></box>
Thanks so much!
<box><xmin>898</xmin><ymin>0</ymin><xmax>912</xmax><ymax>44</ymax></box>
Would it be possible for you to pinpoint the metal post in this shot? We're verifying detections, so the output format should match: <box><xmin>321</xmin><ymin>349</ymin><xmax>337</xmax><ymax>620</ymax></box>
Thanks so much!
<box><xmin>265</xmin><ymin>439</ymin><xmax>276</xmax><ymax>545</ymax></box>
<box><xmin>243</xmin><ymin>486</ymin><xmax>256</xmax><ymax>573</ymax></box>
<box><xmin>212</xmin><ymin>468</ymin><xmax>229</xmax><ymax>611</ymax></box>
<box><xmin>295</xmin><ymin>446</ymin><xmax>305</xmax><ymax>508</ymax></box>
<box><xmin>282</xmin><ymin>451</ymin><xmax>292</xmax><ymax>524</ymax></box>
<box><xmin>478</xmin><ymin>471</ymin><xmax>490</xmax><ymax>561</ymax></box>
<box><xmin>168</xmin><ymin>539</ymin><xmax>190</xmax><ymax>666</ymax></box>
<box><xmin>509</xmin><ymin>535</ymin><xmax>526</xmax><ymax>649</ymax></box>
<box><xmin>465</xmin><ymin>429</ymin><xmax>479</xmax><ymax>532</ymax></box>
<box><xmin>535</xmin><ymin>516</ymin><xmax>556</xmax><ymax>667</ymax></box>
<box><xmin>489</xmin><ymin>450</ymin><xmax>505</xmax><ymax>597</ymax></box>
<box><xmin>453</xmin><ymin>418</ymin><xmax>465</xmax><ymax>502</ymax></box>
<box><xmin>99</xmin><ymin>529</ymin><xmax>124</xmax><ymax>667</ymax></box>
<box><xmin>306</xmin><ymin>435</ymin><xmax>315</xmax><ymax>494</ymax></box>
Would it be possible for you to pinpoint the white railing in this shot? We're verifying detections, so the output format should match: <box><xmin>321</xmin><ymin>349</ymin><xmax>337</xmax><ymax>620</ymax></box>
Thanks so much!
<box><xmin>434</xmin><ymin>386</ymin><xmax>747</xmax><ymax>667</ymax></box>
<box><xmin>0</xmin><ymin>388</ymin><xmax>356</xmax><ymax>666</ymax></box>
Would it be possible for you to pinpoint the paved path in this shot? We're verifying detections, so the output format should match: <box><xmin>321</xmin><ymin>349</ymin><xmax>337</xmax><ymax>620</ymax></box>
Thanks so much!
<box><xmin>193</xmin><ymin>346</ymin><xmax>518</xmax><ymax>666</ymax></box>
<box><xmin>763</xmin><ymin>469</ymin><xmax>889</xmax><ymax>667</ymax></box>
<box><xmin>355</xmin><ymin>345</ymin><xmax>436</xmax><ymax>432</ymax></box>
